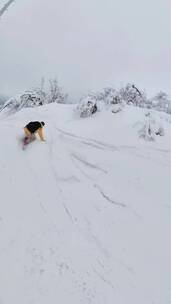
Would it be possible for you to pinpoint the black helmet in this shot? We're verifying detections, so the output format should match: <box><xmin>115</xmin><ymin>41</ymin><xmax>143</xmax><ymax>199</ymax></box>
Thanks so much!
<box><xmin>41</xmin><ymin>121</ymin><xmax>45</xmax><ymax>127</ymax></box>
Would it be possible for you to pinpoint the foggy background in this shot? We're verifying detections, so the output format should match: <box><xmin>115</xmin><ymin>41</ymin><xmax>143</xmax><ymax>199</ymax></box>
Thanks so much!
<box><xmin>0</xmin><ymin>0</ymin><xmax>171</xmax><ymax>100</ymax></box>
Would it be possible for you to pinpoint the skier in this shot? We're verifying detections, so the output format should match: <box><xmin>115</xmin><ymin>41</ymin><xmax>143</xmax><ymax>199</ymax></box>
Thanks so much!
<box><xmin>23</xmin><ymin>121</ymin><xmax>46</xmax><ymax>143</ymax></box>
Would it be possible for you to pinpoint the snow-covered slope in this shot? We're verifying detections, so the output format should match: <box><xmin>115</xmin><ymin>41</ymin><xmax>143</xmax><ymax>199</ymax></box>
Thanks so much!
<box><xmin>0</xmin><ymin>104</ymin><xmax>171</xmax><ymax>304</ymax></box>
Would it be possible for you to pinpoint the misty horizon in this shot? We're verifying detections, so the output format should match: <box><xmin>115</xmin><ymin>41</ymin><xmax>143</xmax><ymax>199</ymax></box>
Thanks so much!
<box><xmin>1</xmin><ymin>0</ymin><xmax>171</xmax><ymax>100</ymax></box>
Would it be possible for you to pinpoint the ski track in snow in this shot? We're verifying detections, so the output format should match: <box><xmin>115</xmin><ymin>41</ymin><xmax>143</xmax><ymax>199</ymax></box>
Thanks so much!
<box><xmin>70</xmin><ymin>152</ymin><xmax>108</xmax><ymax>174</ymax></box>
<box><xmin>57</xmin><ymin>126</ymin><xmax>171</xmax><ymax>168</ymax></box>
<box><xmin>94</xmin><ymin>184</ymin><xmax>126</xmax><ymax>208</ymax></box>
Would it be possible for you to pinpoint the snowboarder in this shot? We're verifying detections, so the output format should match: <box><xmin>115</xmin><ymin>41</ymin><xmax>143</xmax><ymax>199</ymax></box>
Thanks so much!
<box><xmin>23</xmin><ymin>121</ymin><xmax>46</xmax><ymax>143</ymax></box>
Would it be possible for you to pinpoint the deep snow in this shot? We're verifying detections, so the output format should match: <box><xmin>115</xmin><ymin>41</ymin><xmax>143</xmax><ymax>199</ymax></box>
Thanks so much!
<box><xmin>0</xmin><ymin>104</ymin><xmax>171</xmax><ymax>304</ymax></box>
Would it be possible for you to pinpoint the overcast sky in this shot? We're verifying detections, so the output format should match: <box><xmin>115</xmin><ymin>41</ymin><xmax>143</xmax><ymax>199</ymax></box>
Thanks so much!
<box><xmin>0</xmin><ymin>0</ymin><xmax>171</xmax><ymax>100</ymax></box>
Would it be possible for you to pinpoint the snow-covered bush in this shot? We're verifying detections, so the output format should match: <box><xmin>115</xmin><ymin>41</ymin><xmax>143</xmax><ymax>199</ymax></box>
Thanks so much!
<box><xmin>120</xmin><ymin>83</ymin><xmax>147</xmax><ymax>107</ymax></box>
<box><xmin>76</xmin><ymin>95</ymin><xmax>98</xmax><ymax>118</ymax></box>
<box><xmin>138</xmin><ymin>112</ymin><xmax>164</xmax><ymax>141</ymax></box>
<box><xmin>1</xmin><ymin>90</ymin><xmax>44</xmax><ymax>113</ymax></box>
<box><xmin>1</xmin><ymin>78</ymin><xmax>68</xmax><ymax>114</ymax></box>
<box><xmin>47</xmin><ymin>79</ymin><xmax>67</xmax><ymax>104</ymax></box>
<box><xmin>138</xmin><ymin>121</ymin><xmax>155</xmax><ymax>141</ymax></box>
<box><xmin>94</xmin><ymin>85</ymin><xmax>171</xmax><ymax>115</ymax></box>
<box><xmin>95</xmin><ymin>84</ymin><xmax>171</xmax><ymax>115</ymax></box>
<box><xmin>95</xmin><ymin>84</ymin><xmax>147</xmax><ymax>110</ymax></box>
<box><xmin>149</xmin><ymin>91</ymin><xmax>171</xmax><ymax>113</ymax></box>
<box><xmin>97</xmin><ymin>87</ymin><xmax>123</xmax><ymax>107</ymax></box>
<box><xmin>34</xmin><ymin>78</ymin><xmax>67</xmax><ymax>105</ymax></box>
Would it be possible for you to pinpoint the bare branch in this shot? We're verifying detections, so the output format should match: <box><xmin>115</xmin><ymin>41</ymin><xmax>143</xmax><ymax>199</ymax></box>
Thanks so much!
<box><xmin>0</xmin><ymin>0</ymin><xmax>15</xmax><ymax>18</ymax></box>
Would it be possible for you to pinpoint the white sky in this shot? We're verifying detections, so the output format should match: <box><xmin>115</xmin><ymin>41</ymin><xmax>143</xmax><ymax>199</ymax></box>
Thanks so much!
<box><xmin>0</xmin><ymin>0</ymin><xmax>171</xmax><ymax>100</ymax></box>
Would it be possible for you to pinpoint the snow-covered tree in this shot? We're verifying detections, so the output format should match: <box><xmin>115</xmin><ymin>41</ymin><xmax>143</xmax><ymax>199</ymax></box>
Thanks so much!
<box><xmin>1</xmin><ymin>90</ymin><xmax>44</xmax><ymax>113</ymax></box>
<box><xmin>47</xmin><ymin>79</ymin><xmax>67</xmax><ymax>104</ymax></box>
<box><xmin>33</xmin><ymin>78</ymin><xmax>47</xmax><ymax>106</ymax></box>
<box><xmin>96</xmin><ymin>87</ymin><xmax>123</xmax><ymax>106</ymax></box>
<box><xmin>120</xmin><ymin>83</ymin><xmax>146</xmax><ymax>107</ymax></box>
<box><xmin>1</xmin><ymin>77</ymin><xmax>68</xmax><ymax>114</ymax></box>
<box><xmin>33</xmin><ymin>77</ymin><xmax>67</xmax><ymax>105</ymax></box>
<box><xmin>76</xmin><ymin>94</ymin><xmax>98</xmax><ymax>118</ymax></box>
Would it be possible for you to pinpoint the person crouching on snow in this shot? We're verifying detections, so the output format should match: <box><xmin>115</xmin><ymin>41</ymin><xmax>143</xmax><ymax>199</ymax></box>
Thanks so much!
<box><xmin>24</xmin><ymin>121</ymin><xmax>45</xmax><ymax>142</ymax></box>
